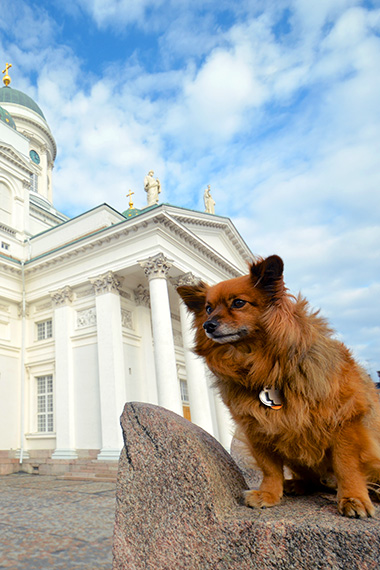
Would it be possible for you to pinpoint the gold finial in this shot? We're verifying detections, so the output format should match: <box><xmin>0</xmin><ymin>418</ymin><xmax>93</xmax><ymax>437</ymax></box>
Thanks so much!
<box><xmin>2</xmin><ymin>63</ymin><xmax>12</xmax><ymax>87</ymax></box>
<box><xmin>126</xmin><ymin>189</ymin><xmax>134</xmax><ymax>209</ymax></box>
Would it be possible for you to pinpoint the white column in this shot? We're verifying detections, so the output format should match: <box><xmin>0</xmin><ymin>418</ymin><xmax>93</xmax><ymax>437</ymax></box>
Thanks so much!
<box><xmin>133</xmin><ymin>285</ymin><xmax>158</xmax><ymax>404</ymax></box>
<box><xmin>91</xmin><ymin>272</ymin><xmax>125</xmax><ymax>460</ymax></box>
<box><xmin>213</xmin><ymin>394</ymin><xmax>235</xmax><ymax>450</ymax></box>
<box><xmin>173</xmin><ymin>273</ymin><xmax>215</xmax><ymax>435</ymax></box>
<box><xmin>139</xmin><ymin>254</ymin><xmax>182</xmax><ymax>415</ymax></box>
<box><xmin>51</xmin><ymin>286</ymin><xmax>78</xmax><ymax>460</ymax></box>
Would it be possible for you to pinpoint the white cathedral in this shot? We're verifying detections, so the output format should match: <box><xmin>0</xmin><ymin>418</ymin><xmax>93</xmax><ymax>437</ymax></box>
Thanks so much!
<box><xmin>0</xmin><ymin>65</ymin><xmax>254</xmax><ymax>476</ymax></box>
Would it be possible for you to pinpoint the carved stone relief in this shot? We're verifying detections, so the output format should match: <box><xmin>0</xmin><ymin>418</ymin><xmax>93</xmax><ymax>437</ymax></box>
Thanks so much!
<box><xmin>76</xmin><ymin>307</ymin><xmax>97</xmax><ymax>328</ymax></box>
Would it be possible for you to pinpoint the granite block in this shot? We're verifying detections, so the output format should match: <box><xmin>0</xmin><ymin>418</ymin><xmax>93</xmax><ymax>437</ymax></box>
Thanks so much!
<box><xmin>113</xmin><ymin>402</ymin><xmax>380</xmax><ymax>570</ymax></box>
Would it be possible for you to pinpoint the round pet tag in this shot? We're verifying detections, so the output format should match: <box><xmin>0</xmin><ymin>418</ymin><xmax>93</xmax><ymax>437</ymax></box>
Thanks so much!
<box><xmin>259</xmin><ymin>386</ymin><xmax>283</xmax><ymax>410</ymax></box>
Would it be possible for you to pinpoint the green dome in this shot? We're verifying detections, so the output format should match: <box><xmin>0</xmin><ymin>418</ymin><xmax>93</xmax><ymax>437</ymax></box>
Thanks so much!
<box><xmin>123</xmin><ymin>207</ymin><xmax>141</xmax><ymax>219</ymax></box>
<box><xmin>0</xmin><ymin>86</ymin><xmax>45</xmax><ymax>119</ymax></box>
<box><xmin>0</xmin><ymin>105</ymin><xmax>17</xmax><ymax>130</ymax></box>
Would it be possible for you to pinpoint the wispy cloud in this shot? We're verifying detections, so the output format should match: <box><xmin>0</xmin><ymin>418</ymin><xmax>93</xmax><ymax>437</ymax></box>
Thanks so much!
<box><xmin>1</xmin><ymin>0</ymin><xmax>379</xmax><ymax>377</ymax></box>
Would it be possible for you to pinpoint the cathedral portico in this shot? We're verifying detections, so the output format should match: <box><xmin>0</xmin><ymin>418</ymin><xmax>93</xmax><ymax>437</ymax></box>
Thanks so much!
<box><xmin>0</xmin><ymin>67</ymin><xmax>254</xmax><ymax>476</ymax></box>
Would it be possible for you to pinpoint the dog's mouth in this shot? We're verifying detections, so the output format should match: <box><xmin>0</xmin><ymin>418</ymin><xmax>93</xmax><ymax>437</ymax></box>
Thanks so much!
<box><xmin>205</xmin><ymin>328</ymin><xmax>248</xmax><ymax>344</ymax></box>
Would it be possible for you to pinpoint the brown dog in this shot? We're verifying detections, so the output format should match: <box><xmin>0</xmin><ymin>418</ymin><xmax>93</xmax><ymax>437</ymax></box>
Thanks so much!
<box><xmin>177</xmin><ymin>255</ymin><xmax>380</xmax><ymax>518</ymax></box>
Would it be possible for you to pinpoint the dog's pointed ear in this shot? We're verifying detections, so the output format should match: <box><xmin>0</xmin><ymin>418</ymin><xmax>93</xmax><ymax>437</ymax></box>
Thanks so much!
<box><xmin>177</xmin><ymin>282</ymin><xmax>208</xmax><ymax>315</ymax></box>
<box><xmin>250</xmin><ymin>255</ymin><xmax>284</xmax><ymax>298</ymax></box>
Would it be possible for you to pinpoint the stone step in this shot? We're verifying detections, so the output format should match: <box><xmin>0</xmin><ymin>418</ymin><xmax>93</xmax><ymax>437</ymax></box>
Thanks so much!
<box><xmin>60</xmin><ymin>471</ymin><xmax>117</xmax><ymax>483</ymax></box>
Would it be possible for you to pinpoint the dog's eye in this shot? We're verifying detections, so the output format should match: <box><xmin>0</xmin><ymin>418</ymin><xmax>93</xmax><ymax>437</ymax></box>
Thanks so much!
<box><xmin>205</xmin><ymin>305</ymin><xmax>213</xmax><ymax>315</ymax></box>
<box><xmin>231</xmin><ymin>299</ymin><xmax>247</xmax><ymax>309</ymax></box>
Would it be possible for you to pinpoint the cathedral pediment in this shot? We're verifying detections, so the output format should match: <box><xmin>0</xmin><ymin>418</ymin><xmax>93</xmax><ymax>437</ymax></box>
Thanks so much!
<box><xmin>0</xmin><ymin>142</ymin><xmax>31</xmax><ymax>174</ymax></box>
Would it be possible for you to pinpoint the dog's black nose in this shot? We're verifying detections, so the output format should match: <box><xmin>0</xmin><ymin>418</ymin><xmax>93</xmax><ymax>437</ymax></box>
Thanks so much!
<box><xmin>203</xmin><ymin>319</ymin><xmax>219</xmax><ymax>334</ymax></box>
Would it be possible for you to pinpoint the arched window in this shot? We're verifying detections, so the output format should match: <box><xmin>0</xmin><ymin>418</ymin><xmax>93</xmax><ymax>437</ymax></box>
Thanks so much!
<box><xmin>0</xmin><ymin>182</ymin><xmax>12</xmax><ymax>226</ymax></box>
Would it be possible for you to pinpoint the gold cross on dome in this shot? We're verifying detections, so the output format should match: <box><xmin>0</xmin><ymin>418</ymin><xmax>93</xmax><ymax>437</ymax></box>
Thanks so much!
<box><xmin>126</xmin><ymin>189</ymin><xmax>134</xmax><ymax>209</ymax></box>
<box><xmin>2</xmin><ymin>63</ymin><xmax>12</xmax><ymax>86</ymax></box>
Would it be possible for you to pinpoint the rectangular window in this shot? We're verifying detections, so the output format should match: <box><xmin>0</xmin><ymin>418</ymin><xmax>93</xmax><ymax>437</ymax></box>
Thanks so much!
<box><xmin>180</xmin><ymin>380</ymin><xmax>191</xmax><ymax>421</ymax></box>
<box><xmin>37</xmin><ymin>375</ymin><xmax>54</xmax><ymax>433</ymax></box>
<box><xmin>36</xmin><ymin>319</ymin><xmax>53</xmax><ymax>341</ymax></box>
<box><xmin>1</xmin><ymin>242</ymin><xmax>9</xmax><ymax>251</ymax></box>
<box><xmin>180</xmin><ymin>380</ymin><xmax>189</xmax><ymax>403</ymax></box>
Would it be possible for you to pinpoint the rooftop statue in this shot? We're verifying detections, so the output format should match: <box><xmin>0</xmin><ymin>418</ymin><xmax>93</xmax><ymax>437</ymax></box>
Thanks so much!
<box><xmin>204</xmin><ymin>185</ymin><xmax>215</xmax><ymax>214</ymax></box>
<box><xmin>144</xmin><ymin>170</ymin><xmax>161</xmax><ymax>207</ymax></box>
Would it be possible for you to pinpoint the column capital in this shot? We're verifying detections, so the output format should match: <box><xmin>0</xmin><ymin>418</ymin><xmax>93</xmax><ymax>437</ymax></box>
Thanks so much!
<box><xmin>171</xmin><ymin>272</ymin><xmax>200</xmax><ymax>288</ymax></box>
<box><xmin>51</xmin><ymin>286</ymin><xmax>73</xmax><ymax>307</ymax></box>
<box><xmin>90</xmin><ymin>271</ymin><xmax>122</xmax><ymax>295</ymax></box>
<box><xmin>139</xmin><ymin>253</ymin><xmax>173</xmax><ymax>280</ymax></box>
<box><xmin>134</xmin><ymin>284</ymin><xmax>151</xmax><ymax>308</ymax></box>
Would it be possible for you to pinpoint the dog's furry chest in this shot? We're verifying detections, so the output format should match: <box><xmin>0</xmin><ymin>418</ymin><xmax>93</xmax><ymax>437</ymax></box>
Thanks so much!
<box><xmin>217</xmin><ymin>377</ymin><xmax>332</xmax><ymax>468</ymax></box>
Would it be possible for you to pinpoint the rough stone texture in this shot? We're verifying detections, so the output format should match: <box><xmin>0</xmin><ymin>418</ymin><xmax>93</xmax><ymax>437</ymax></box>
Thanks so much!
<box><xmin>113</xmin><ymin>402</ymin><xmax>380</xmax><ymax>570</ymax></box>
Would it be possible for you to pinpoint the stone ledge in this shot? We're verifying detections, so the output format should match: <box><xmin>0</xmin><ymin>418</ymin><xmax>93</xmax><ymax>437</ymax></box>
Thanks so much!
<box><xmin>113</xmin><ymin>402</ymin><xmax>380</xmax><ymax>570</ymax></box>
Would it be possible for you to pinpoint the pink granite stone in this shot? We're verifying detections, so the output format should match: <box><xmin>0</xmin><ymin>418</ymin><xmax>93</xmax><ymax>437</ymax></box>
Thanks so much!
<box><xmin>113</xmin><ymin>402</ymin><xmax>380</xmax><ymax>570</ymax></box>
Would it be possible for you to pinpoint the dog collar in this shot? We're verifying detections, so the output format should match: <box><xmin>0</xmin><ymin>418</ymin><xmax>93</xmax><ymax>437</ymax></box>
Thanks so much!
<box><xmin>259</xmin><ymin>386</ymin><xmax>283</xmax><ymax>410</ymax></box>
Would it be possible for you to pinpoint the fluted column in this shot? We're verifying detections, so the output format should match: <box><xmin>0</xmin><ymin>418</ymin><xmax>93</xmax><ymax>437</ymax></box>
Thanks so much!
<box><xmin>139</xmin><ymin>254</ymin><xmax>182</xmax><ymax>415</ymax></box>
<box><xmin>91</xmin><ymin>271</ymin><xmax>125</xmax><ymax>460</ymax></box>
<box><xmin>173</xmin><ymin>273</ymin><xmax>215</xmax><ymax>435</ymax></box>
<box><xmin>51</xmin><ymin>286</ymin><xmax>78</xmax><ymax>459</ymax></box>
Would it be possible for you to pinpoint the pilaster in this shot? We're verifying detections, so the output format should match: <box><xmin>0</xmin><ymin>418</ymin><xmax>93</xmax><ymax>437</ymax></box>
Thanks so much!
<box><xmin>51</xmin><ymin>286</ymin><xmax>77</xmax><ymax>460</ymax></box>
<box><xmin>90</xmin><ymin>271</ymin><xmax>125</xmax><ymax>460</ymax></box>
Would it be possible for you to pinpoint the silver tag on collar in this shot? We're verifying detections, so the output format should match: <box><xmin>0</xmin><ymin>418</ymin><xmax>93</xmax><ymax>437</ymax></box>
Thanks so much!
<box><xmin>259</xmin><ymin>386</ymin><xmax>283</xmax><ymax>410</ymax></box>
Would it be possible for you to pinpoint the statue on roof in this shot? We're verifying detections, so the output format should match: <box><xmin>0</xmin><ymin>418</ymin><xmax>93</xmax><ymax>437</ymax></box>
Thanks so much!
<box><xmin>204</xmin><ymin>185</ymin><xmax>215</xmax><ymax>214</ymax></box>
<box><xmin>144</xmin><ymin>170</ymin><xmax>161</xmax><ymax>207</ymax></box>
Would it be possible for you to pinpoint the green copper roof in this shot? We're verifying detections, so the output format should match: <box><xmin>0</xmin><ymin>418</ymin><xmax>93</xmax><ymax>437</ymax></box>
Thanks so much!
<box><xmin>0</xmin><ymin>105</ymin><xmax>17</xmax><ymax>130</ymax></box>
<box><xmin>0</xmin><ymin>86</ymin><xmax>45</xmax><ymax>119</ymax></box>
<box><xmin>122</xmin><ymin>207</ymin><xmax>141</xmax><ymax>219</ymax></box>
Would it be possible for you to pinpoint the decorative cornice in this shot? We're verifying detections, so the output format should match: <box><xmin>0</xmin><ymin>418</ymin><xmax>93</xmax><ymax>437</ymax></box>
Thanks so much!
<box><xmin>168</xmin><ymin>210</ymin><xmax>252</xmax><ymax>263</ymax></box>
<box><xmin>50</xmin><ymin>286</ymin><xmax>73</xmax><ymax>307</ymax></box>
<box><xmin>0</xmin><ymin>260</ymin><xmax>22</xmax><ymax>275</ymax></box>
<box><xmin>0</xmin><ymin>222</ymin><xmax>17</xmax><ymax>236</ymax></box>
<box><xmin>154</xmin><ymin>213</ymin><xmax>243</xmax><ymax>277</ymax></box>
<box><xmin>139</xmin><ymin>253</ymin><xmax>173</xmax><ymax>280</ymax></box>
<box><xmin>24</xmin><ymin>208</ymin><xmax>244</xmax><ymax>278</ymax></box>
<box><xmin>0</xmin><ymin>144</ymin><xmax>32</xmax><ymax>175</ymax></box>
<box><xmin>90</xmin><ymin>271</ymin><xmax>122</xmax><ymax>295</ymax></box>
<box><xmin>29</xmin><ymin>203</ymin><xmax>66</xmax><ymax>225</ymax></box>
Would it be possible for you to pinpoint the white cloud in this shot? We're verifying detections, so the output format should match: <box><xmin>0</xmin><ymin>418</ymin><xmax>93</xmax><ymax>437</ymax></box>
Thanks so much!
<box><xmin>1</xmin><ymin>0</ymin><xmax>379</xmax><ymax>377</ymax></box>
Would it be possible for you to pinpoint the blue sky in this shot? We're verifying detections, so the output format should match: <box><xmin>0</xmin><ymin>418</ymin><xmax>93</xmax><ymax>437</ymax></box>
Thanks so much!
<box><xmin>1</xmin><ymin>0</ymin><xmax>380</xmax><ymax>378</ymax></box>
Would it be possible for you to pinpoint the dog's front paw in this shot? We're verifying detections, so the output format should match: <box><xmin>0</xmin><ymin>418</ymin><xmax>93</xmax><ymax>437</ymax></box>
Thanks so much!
<box><xmin>338</xmin><ymin>497</ymin><xmax>375</xmax><ymax>518</ymax></box>
<box><xmin>244</xmin><ymin>489</ymin><xmax>282</xmax><ymax>509</ymax></box>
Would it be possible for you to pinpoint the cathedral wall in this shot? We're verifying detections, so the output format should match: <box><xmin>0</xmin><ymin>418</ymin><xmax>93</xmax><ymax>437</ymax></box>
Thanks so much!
<box><xmin>73</xmin><ymin>343</ymin><xmax>102</xmax><ymax>450</ymax></box>
<box><xmin>0</xmin><ymin>352</ymin><xmax>20</xmax><ymax>449</ymax></box>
